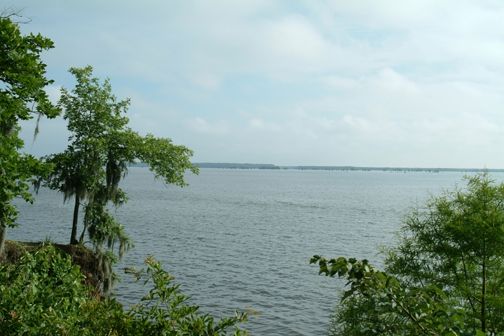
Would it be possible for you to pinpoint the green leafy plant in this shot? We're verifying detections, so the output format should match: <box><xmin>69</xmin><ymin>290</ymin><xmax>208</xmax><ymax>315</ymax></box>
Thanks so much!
<box><xmin>0</xmin><ymin>245</ymin><xmax>89</xmax><ymax>335</ymax></box>
<box><xmin>38</xmin><ymin>66</ymin><xmax>198</xmax><ymax>291</ymax></box>
<box><xmin>0</xmin><ymin>15</ymin><xmax>60</xmax><ymax>258</ymax></box>
<box><xmin>0</xmin><ymin>245</ymin><xmax>247</xmax><ymax>335</ymax></box>
<box><xmin>126</xmin><ymin>256</ymin><xmax>248</xmax><ymax>335</ymax></box>
<box><xmin>312</xmin><ymin>174</ymin><xmax>504</xmax><ymax>335</ymax></box>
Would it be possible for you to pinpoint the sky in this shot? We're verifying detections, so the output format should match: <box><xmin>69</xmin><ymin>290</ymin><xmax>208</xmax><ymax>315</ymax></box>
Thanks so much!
<box><xmin>8</xmin><ymin>0</ymin><xmax>504</xmax><ymax>168</ymax></box>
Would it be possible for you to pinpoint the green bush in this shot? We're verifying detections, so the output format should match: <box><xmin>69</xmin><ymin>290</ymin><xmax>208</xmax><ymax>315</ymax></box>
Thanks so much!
<box><xmin>313</xmin><ymin>174</ymin><xmax>504</xmax><ymax>335</ymax></box>
<box><xmin>0</xmin><ymin>245</ymin><xmax>247</xmax><ymax>335</ymax></box>
<box><xmin>0</xmin><ymin>245</ymin><xmax>89</xmax><ymax>335</ymax></box>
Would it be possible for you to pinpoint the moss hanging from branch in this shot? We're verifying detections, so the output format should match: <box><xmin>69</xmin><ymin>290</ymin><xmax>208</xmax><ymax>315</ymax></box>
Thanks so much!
<box><xmin>38</xmin><ymin>66</ymin><xmax>198</xmax><ymax>292</ymax></box>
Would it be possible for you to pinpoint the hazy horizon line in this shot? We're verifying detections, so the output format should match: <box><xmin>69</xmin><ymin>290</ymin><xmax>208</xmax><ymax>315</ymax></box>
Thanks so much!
<box><xmin>191</xmin><ymin>162</ymin><xmax>504</xmax><ymax>172</ymax></box>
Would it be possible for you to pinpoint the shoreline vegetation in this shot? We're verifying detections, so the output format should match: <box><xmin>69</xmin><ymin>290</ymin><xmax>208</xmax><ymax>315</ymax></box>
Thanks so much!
<box><xmin>0</xmin><ymin>243</ymin><xmax>247</xmax><ymax>335</ymax></box>
<box><xmin>132</xmin><ymin>162</ymin><xmax>504</xmax><ymax>173</ymax></box>
<box><xmin>1</xmin><ymin>15</ymin><xmax>247</xmax><ymax>335</ymax></box>
<box><xmin>3</xmin><ymin>240</ymin><xmax>102</xmax><ymax>289</ymax></box>
<box><xmin>312</xmin><ymin>174</ymin><xmax>504</xmax><ymax>335</ymax></box>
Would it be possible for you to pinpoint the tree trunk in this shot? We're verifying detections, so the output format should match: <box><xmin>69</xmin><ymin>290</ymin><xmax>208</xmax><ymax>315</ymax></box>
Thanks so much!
<box><xmin>481</xmin><ymin>257</ymin><xmax>486</xmax><ymax>332</ymax></box>
<box><xmin>0</xmin><ymin>225</ymin><xmax>5</xmax><ymax>260</ymax></box>
<box><xmin>79</xmin><ymin>222</ymin><xmax>87</xmax><ymax>244</ymax></box>
<box><xmin>70</xmin><ymin>196</ymin><xmax>80</xmax><ymax>244</ymax></box>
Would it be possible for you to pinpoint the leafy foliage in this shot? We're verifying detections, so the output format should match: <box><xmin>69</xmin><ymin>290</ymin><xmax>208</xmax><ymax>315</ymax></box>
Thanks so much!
<box><xmin>0</xmin><ymin>245</ymin><xmax>247</xmax><ymax>335</ymax></box>
<box><xmin>39</xmin><ymin>66</ymin><xmax>198</xmax><ymax>291</ymax></box>
<box><xmin>126</xmin><ymin>256</ymin><xmax>248</xmax><ymax>335</ymax></box>
<box><xmin>311</xmin><ymin>256</ymin><xmax>468</xmax><ymax>335</ymax></box>
<box><xmin>0</xmin><ymin>14</ymin><xmax>244</xmax><ymax>336</ymax></box>
<box><xmin>312</xmin><ymin>174</ymin><xmax>504</xmax><ymax>335</ymax></box>
<box><xmin>0</xmin><ymin>16</ymin><xmax>60</xmax><ymax>256</ymax></box>
<box><xmin>0</xmin><ymin>245</ymin><xmax>90</xmax><ymax>334</ymax></box>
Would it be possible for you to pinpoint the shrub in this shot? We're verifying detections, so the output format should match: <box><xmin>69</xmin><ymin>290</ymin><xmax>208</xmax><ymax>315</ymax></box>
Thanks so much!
<box><xmin>0</xmin><ymin>245</ymin><xmax>247</xmax><ymax>335</ymax></box>
<box><xmin>312</xmin><ymin>174</ymin><xmax>504</xmax><ymax>335</ymax></box>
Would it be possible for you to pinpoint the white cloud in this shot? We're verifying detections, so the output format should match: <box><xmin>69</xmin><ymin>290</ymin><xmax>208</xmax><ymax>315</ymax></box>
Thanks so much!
<box><xmin>321</xmin><ymin>76</ymin><xmax>359</xmax><ymax>90</ymax></box>
<box><xmin>187</xmin><ymin>117</ymin><xmax>229</xmax><ymax>136</ymax></box>
<box><xmin>190</xmin><ymin>73</ymin><xmax>221</xmax><ymax>90</ymax></box>
<box><xmin>12</xmin><ymin>0</ymin><xmax>504</xmax><ymax>167</ymax></box>
<box><xmin>373</xmin><ymin>68</ymin><xmax>419</xmax><ymax>94</ymax></box>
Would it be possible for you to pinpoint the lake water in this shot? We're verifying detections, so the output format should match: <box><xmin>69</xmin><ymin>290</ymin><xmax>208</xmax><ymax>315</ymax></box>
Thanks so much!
<box><xmin>10</xmin><ymin>168</ymin><xmax>494</xmax><ymax>335</ymax></box>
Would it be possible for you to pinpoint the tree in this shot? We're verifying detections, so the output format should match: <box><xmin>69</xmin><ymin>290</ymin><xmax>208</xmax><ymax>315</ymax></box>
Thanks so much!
<box><xmin>41</xmin><ymin>66</ymin><xmax>198</xmax><ymax>288</ymax></box>
<box><xmin>312</xmin><ymin>174</ymin><xmax>504</xmax><ymax>335</ymax></box>
<box><xmin>0</xmin><ymin>15</ymin><xmax>60</xmax><ymax>258</ymax></box>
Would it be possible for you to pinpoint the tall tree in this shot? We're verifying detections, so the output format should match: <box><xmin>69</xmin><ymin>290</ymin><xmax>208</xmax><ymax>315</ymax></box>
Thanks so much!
<box><xmin>42</xmin><ymin>66</ymin><xmax>198</xmax><ymax>262</ymax></box>
<box><xmin>0</xmin><ymin>15</ymin><xmax>60</xmax><ymax>257</ymax></box>
<box><xmin>313</xmin><ymin>174</ymin><xmax>504</xmax><ymax>335</ymax></box>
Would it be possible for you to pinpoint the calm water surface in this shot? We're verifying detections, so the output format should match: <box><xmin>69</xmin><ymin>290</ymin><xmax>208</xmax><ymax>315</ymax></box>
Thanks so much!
<box><xmin>11</xmin><ymin>168</ymin><xmax>495</xmax><ymax>335</ymax></box>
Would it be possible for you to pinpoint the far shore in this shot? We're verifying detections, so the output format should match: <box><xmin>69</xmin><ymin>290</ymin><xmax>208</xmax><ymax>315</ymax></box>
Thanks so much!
<box><xmin>130</xmin><ymin>162</ymin><xmax>504</xmax><ymax>173</ymax></box>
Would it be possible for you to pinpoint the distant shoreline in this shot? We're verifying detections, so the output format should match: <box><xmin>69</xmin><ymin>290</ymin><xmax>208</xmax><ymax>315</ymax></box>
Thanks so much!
<box><xmin>194</xmin><ymin>162</ymin><xmax>504</xmax><ymax>173</ymax></box>
<box><xmin>130</xmin><ymin>162</ymin><xmax>504</xmax><ymax>173</ymax></box>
